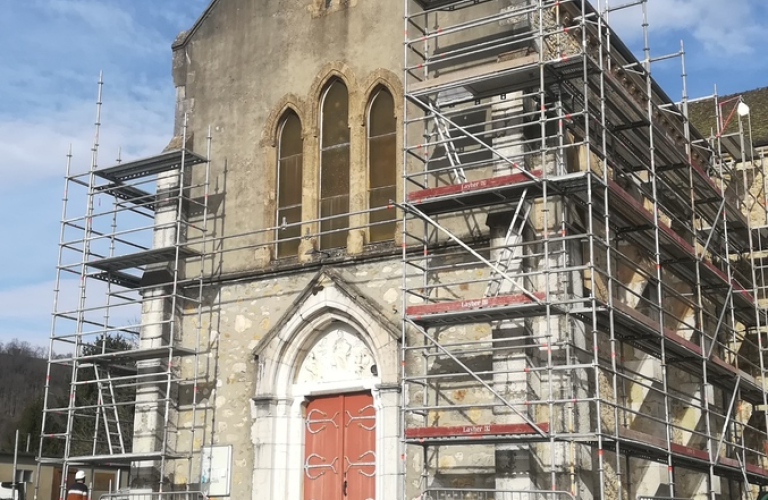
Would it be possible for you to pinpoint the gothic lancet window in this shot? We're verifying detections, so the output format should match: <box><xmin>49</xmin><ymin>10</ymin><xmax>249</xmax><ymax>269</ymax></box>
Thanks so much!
<box><xmin>276</xmin><ymin>111</ymin><xmax>303</xmax><ymax>258</ymax></box>
<box><xmin>319</xmin><ymin>80</ymin><xmax>350</xmax><ymax>249</ymax></box>
<box><xmin>367</xmin><ymin>88</ymin><xmax>397</xmax><ymax>242</ymax></box>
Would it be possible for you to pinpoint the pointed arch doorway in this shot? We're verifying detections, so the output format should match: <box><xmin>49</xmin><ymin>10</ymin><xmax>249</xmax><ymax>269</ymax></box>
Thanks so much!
<box><xmin>251</xmin><ymin>272</ymin><xmax>400</xmax><ymax>500</ymax></box>
<box><xmin>297</xmin><ymin>325</ymin><xmax>377</xmax><ymax>500</ymax></box>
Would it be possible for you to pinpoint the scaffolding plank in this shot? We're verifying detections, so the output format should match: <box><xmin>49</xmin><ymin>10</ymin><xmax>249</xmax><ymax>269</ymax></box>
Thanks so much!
<box><xmin>407</xmin><ymin>170</ymin><xmax>542</xmax><ymax>214</ymax></box>
<box><xmin>407</xmin><ymin>292</ymin><xmax>544</xmax><ymax>316</ymax></box>
<box><xmin>409</xmin><ymin>54</ymin><xmax>539</xmax><ymax>97</ymax></box>
<box><xmin>406</xmin><ymin>292</ymin><xmax>545</xmax><ymax>326</ymax></box>
<box><xmin>90</xmin><ymin>270</ymin><xmax>142</xmax><ymax>289</ymax></box>
<box><xmin>616</xmin><ymin>427</ymin><xmax>768</xmax><ymax>483</ymax></box>
<box><xmin>57</xmin><ymin>346</ymin><xmax>197</xmax><ymax>365</ymax></box>
<box><xmin>94</xmin><ymin>149</ymin><xmax>206</xmax><ymax>183</ymax></box>
<box><xmin>95</xmin><ymin>183</ymin><xmax>156</xmax><ymax>211</ymax></box>
<box><xmin>411</xmin><ymin>0</ymin><xmax>491</xmax><ymax>10</ymax></box>
<box><xmin>699</xmin><ymin>258</ymin><xmax>755</xmax><ymax>310</ymax></box>
<box><xmin>405</xmin><ymin>422</ymin><xmax>549</xmax><ymax>443</ymax></box>
<box><xmin>709</xmin><ymin>357</ymin><xmax>764</xmax><ymax>403</ymax></box>
<box><xmin>38</xmin><ymin>451</ymin><xmax>184</xmax><ymax>466</ymax></box>
<box><xmin>606</xmin><ymin>179</ymin><xmax>694</xmax><ymax>259</ymax></box>
<box><xmin>746</xmin><ymin>463</ymin><xmax>768</xmax><ymax>479</ymax></box>
<box><xmin>88</xmin><ymin>246</ymin><xmax>200</xmax><ymax>273</ymax></box>
<box><xmin>597</xmin><ymin>301</ymin><xmax>764</xmax><ymax>405</ymax></box>
<box><xmin>586</xmin><ymin>179</ymin><xmax>756</xmax><ymax>318</ymax></box>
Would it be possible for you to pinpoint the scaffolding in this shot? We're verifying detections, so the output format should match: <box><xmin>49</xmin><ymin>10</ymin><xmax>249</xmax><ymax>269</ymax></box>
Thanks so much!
<box><xmin>35</xmin><ymin>76</ymin><xmax>211</xmax><ymax>500</ymax></box>
<box><xmin>28</xmin><ymin>2</ymin><xmax>768</xmax><ymax>500</ymax></box>
<box><xmin>401</xmin><ymin>1</ymin><xmax>768</xmax><ymax>499</ymax></box>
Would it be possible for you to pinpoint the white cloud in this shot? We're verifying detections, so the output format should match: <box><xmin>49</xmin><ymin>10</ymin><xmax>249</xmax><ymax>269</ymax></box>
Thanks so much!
<box><xmin>607</xmin><ymin>0</ymin><xmax>762</xmax><ymax>57</ymax></box>
<box><xmin>0</xmin><ymin>0</ymin><xmax>203</xmax><ymax>350</ymax></box>
<box><xmin>0</xmin><ymin>1</ymin><xmax>180</xmax><ymax>188</ymax></box>
<box><xmin>46</xmin><ymin>0</ymin><xmax>166</xmax><ymax>55</ymax></box>
<box><xmin>0</xmin><ymin>84</ymin><xmax>173</xmax><ymax>188</ymax></box>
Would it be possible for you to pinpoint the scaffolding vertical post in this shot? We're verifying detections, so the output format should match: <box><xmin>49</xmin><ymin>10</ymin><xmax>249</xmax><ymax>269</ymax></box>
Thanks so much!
<box><xmin>37</xmin><ymin>72</ymin><xmax>211</xmax><ymax>500</ymax></box>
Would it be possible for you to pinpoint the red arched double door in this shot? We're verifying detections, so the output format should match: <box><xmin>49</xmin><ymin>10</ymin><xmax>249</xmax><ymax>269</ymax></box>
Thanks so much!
<box><xmin>303</xmin><ymin>392</ymin><xmax>375</xmax><ymax>500</ymax></box>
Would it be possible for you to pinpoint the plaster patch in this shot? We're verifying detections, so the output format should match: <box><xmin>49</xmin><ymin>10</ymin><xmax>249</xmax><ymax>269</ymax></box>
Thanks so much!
<box><xmin>408</xmin><ymin>294</ymin><xmax>423</xmax><ymax>304</ymax></box>
<box><xmin>383</xmin><ymin>288</ymin><xmax>398</xmax><ymax>304</ymax></box>
<box><xmin>235</xmin><ymin>315</ymin><xmax>253</xmax><ymax>333</ymax></box>
<box><xmin>232</xmin><ymin>362</ymin><xmax>247</xmax><ymax>373</ymax></box>
<box><xmin>215</xmin><ymin>397</ymin><xmax>227</xmax><ymax>409</ymax></box>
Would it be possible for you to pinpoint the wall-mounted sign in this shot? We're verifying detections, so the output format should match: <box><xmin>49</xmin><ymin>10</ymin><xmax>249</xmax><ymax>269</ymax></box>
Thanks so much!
<box><xmin>201</xmin><ymin>445</ymin><xmax>232</xmax><ymax>497</ymax></box>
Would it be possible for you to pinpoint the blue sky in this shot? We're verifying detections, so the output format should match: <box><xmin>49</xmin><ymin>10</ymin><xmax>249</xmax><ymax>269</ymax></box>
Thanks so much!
<box><xmin>1</xmin><ymin>0</ymin><xmax>767</xmax><ymax>349</ymax></box>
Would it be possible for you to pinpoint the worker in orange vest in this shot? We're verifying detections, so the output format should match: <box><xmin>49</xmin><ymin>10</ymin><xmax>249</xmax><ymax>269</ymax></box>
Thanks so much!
<box><xmin>66</xmin><ymin>471</ymin><xmax>88</xmax><ymax>500</ymax></box>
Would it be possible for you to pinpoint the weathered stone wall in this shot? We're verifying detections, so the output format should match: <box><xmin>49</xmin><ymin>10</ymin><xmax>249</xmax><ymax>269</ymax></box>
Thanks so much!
<box><xmin>171</xmin><ymin>261</ymin><xmax>401</xmax><ymax>498</ymax></box>
<box><xmin>173</xmin><ymin>0</ymin><xmax>406</xmax><ymax>276</ymax></box>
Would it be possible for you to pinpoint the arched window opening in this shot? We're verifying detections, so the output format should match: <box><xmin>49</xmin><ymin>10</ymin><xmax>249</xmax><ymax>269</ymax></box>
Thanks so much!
<box><xmin>320</xmin><ymin>80</ymin><xmax>350</xmax><ymax>250</ymax></box>
<box><xmin>367</xmin><ymin>88</ymin><xmax>397</xmax><ymax>242</ymax></box>
<box><xmin>276</xmin><ymin>111</ymin><xmax>303</xmax><ymax>258</ymax></box>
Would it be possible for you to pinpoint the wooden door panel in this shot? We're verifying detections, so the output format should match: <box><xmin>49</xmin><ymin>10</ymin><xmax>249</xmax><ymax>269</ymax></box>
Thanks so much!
<box><xmin>51</xmin><ymin>468</ymin><xmax>76</xmax><ymax>500</ymax></box>
<box><xmin>304</xmin><ymin>392</ymin><xmax>375</xmax><ymax>500</ymax></box>
<box><xmin>51</xmin><ymin>468</ymin><xmax>61</xmax><ymax>500</ymax></box>
<box><xmin>304</xmin><ymin>396</ymin><xmax>343</xmax><ymax>500</ymax></box>
<box><xmin>343</xmin><ymin>393</ymin><xmax>376</xmax><ymax>500</ymax></box>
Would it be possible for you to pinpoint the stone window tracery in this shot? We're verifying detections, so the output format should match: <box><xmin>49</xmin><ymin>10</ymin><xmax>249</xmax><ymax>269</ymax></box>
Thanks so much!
<box><xmin>276</xmin><ymin>110</ymin><xmax>303</xmax><ymax>258</ymax></box>
<box><xmin>367</xmin><ymin>87</ymin><xmax>397</xmax><ymax>242</ymax></box>
<box><xmin>319</xmin><ymin>79</ymin><xmax>351</xmax><ymax>250</ymax></box>
<box><xmin>270</xmin><ymin>72</ymin><xmax>400</xmax><ymax>259</ymax></box>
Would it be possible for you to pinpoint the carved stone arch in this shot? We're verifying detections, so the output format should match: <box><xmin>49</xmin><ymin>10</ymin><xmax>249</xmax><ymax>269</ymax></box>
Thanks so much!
<box><xmin>260</xmin><ymin>94</ymin><xmax>307</xmax><ymax>148</ymax></box>
<box><xmin>255</xmin><ymin>302</ymin><xmax>397</xmax><ymax>400</ymax></box>
<box><xmin>359</xmin><ymin>70</ymin><xmax>404</xmax><ymax>244</ymax></box>
<box><xmin>270</xmin><ymin>307</ymin><xmax>384</xmax><ymax>399</ymax></box>
<box><xmin>250</xmin><ymin>272</ymin><xmax>400</xmax><ymax>500</ymax></box>
<box><xmin>359</xmin><ymin>69</ymin><xmax>403</xmax><ymax>127</ymax></box>
<box><xmin>307</xmin><ymin>62</ymin><xmax>359</xmax><ymax>132</ymax></box>
<box><xmin>260</xmin><ymin>95</ymin><xmax>308</xmax><ymax>258</ymax></box>
<box><xmin>295</xmin><ymin>322</ymin><xmax>376</xmax><ymax>386</ymax></box>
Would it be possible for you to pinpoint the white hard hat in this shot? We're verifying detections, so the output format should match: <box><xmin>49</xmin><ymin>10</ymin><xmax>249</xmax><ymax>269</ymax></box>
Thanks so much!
<box><xmin>75</xmin><ymin>471</ymin><xmax>86</xmax><ymax>481</ymax></box>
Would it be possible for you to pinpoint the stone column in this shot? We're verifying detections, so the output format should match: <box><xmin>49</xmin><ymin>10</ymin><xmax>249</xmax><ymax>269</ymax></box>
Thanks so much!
<box><xmin>375</xmin><ymin>384</ymin><xmax>402</xmax><ymax>500</ymax></box>
<box><xmin>672</xmin><ymin>373</ymin><xmax>710</xmax><ymax>500</ymax></box>
<box><xmin>489</xmin><ymin>91</ymin><xmax>537</xmax><ymax>491</ymax></box>
<box><xmin>250</xmin><ymin>397</ymin><xmax>278</xmax><ymax>500</ymax></box>
<box><xmin>131</xmin><ymin>170</ymin><xmax>180</xmax><ymax>489</ymax></box>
